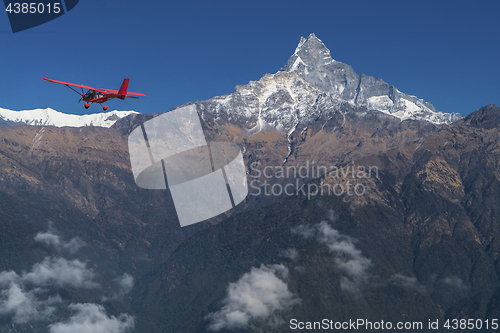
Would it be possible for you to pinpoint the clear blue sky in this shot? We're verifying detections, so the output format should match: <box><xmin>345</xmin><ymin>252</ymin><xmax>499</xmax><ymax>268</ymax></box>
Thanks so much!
<box><xmin>1</xmin><ymin>0</ymin><xmax>499</xmax><ymax>116</ymax></box>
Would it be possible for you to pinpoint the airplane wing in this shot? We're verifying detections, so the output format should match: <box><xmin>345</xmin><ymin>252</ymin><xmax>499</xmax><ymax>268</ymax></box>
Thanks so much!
<box><xmin>126</xmin><ymin>91</ymin><xmax>148</xmax><ymax>97</ymax></box>
<box><xmin>103</xmin><ymin>89</ymin><xmax>148</xmax><ymax>97</ymax></box>
<box><xmin>42</xmin><ymin>78</ymin><xmax>98</xmax><ymax>91</ymax></box>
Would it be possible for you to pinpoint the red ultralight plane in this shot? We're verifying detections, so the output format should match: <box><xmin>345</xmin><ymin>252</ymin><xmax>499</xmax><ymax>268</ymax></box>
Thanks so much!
<box><xmin>42</xmin><ymin>78</ymin><xmax>147</xmax><ymax>111</ymax></box>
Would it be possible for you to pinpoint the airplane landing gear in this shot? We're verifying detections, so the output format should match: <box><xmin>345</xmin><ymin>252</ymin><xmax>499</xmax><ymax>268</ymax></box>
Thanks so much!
<box><xmin>103</xmin><ymin>106</ymin><xmax>109</xmax><ymax>111</ymax></box>
<box><xmin>84</xmin><ymin>103</ymin><xmax>90</xmax><ymax>109</ymax></box>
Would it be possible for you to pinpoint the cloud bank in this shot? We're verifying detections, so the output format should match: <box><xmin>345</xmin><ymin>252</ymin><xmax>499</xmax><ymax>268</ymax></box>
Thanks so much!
<box><xmin>0</xmin><ymin>256</ymin><xmax>99</xmax><ymax>325</ymax></box>
<box><xmin>0</xmin><ymin>272</ymin><xmax>62</xmax><ymax>324</ymax></box>
<box><xmin>0</xmin><ymin>228</ymin><xmax>134</xmax><ymax>332</ymax></box>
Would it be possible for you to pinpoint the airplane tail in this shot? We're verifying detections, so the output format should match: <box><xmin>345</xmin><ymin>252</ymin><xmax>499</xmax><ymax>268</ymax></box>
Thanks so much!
<box><xmin>118</xmin><ymin>78</ymin><xmax>130</xmax><ymax>96</ymax></box>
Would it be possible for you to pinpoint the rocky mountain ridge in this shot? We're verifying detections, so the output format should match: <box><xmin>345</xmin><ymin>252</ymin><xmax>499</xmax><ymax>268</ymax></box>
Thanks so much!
<box><xmin>133</xmin><ymin>105</ymin><xmax>500</xmax><ymax>333</ymax></box>
<box><xmin>281</xmin><ymin>34</ymin><xmax>462</xmax><ymax>124</ymax></box>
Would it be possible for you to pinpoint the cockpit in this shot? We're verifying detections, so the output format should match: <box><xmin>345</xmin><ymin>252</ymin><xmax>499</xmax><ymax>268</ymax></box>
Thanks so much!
<box><xmin>84</xmin><ymin>90</ymin><xmax>94</xmax><ymax>99</ymax></box>
<box><xmin>84</xmin><ymin>90</ymin><xmax>105</xmax><ymax>100</ymax></box>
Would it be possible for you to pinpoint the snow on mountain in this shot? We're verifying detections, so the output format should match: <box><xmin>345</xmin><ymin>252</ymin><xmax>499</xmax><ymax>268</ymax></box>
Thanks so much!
<box><xmin>197</xmin><ymin>33</ymin><xmax>462</xmax><ymax>136</ymax></box>
<box><xmin>280</xmin><ymin>33</ymin><xmax>462</xmax><ymax>124</ymax></box>
<box><xmin>0</xmin><ymin>107</ymin><xmax>138</xmax><ymax>128</ymax></box>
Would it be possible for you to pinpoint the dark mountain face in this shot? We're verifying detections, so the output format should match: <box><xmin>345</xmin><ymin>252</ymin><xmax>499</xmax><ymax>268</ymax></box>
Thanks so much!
<box><xmin>0</xmin><ymin>125</ymin><xmax>207</xmax><ymax>332</ymax></box>
<box><xmin>460</xmin><ymin>104</ymin><xmax>500</xmax><ymax>130</ymax></box>
<box><xmin>1</xmin><ymin>103</ymin><xmax>495</xmax><ymax>332</ymax></box>
<box><xmin>0</xmin><ymin>34</ymin><xmax>498</xmax><ymax>333</ymax></box>
<box><xmin>0</xmin><ymin>125</ymin><xmax>203</xmax><ymax>265</ymax></box>
<box><xmin>132</xmin><ymin>105</ymin><xmax>500</xmax><ymax>332</ymax></box>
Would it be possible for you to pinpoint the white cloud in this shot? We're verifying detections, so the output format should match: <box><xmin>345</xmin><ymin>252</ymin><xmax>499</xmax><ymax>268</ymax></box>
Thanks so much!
<box><xmin>22</xmin><ymin>257</ymin><xmax>99</xmax><ymax>289</ymax></box>
<box><xmin>117</xmin><ymin>274</ymin><xmax>134</xmax><ymax>296</ymax></box>
<box><xmin>326</xmin><ymin>209</ymin><xmax>336</xmax><ymax>222</ymax></box>
<box><xmin>48</xmin><ymin>303</ymin><xmax>134</xmax><ymax>333</ymax></box>
<box><xmin>102</xmin><ymin>273</ymin><xmax>135</xmax><ymax>302</ymax></box>
<box><xmin>0</xmin><ymin>256</ymin><xmax>99</xmax><ymax>324</ymax></box>
<box><xmin>0</xmin><ymin>271</ymin><xmax>18</xmax><ymax>286</ymax></box>
<box><xmin>292</xmin><ymin>220</ymin><xmax>372</xmax><ymax>292</ymax></box>
<box><xmin>278</xmin><ymin>248</ymin><xmax>298</xmax><ymax>261</ymax></box>
<box><xmin>441</xmin><ymin>276</ymin><xmax>469</xmax><ymax>291</ymax></box>
<box><xmin>294</xmin><ymin>266</ymin><xmax>306</xmax><ymax>273</ymax></box>
<box><xmin>388</xmin><ymin>274</ymin><xmax>426</xmax><ymax>293</ymax></box>
<box><xmin>290</xmin><ymin>224</ymin><xmax>316</xmax><ymax>239</ymax></box>
<box><xmin>35</xmin><ymin>231</ymin><xmax>84</xmax><ymax>254</ymax></box>
<box><xmin>62</xmin><ymin>238</ymin><xmax>85</xmax><ymax>254</ymax></box>
<box><xmin>0</xmin><ymin>230</ymin><xmax>134</xmax><ymax>329</ymax></box>
<box><xmin>206</xmin><ymin>264</ymin><xmax>299</xmax><ymax>332</ymax></box>
<box><xmin>0</xmin><ymin>275</ymin><xmax>62</xmax><ymax>324</ymax></box>
<box><xmin>35</xmin><ymin>232</ymin><xmax>61</xmax><ymax>247</ymax></box>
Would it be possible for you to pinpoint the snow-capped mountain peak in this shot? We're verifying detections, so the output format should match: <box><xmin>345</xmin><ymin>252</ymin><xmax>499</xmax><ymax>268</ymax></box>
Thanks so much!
<box><xmin>279</xmin><ymin>34</ymin><xmax>462</xmax><ymax>125</ymax></box>
<box><xmin>282</xmin><ymin>33</ymin><xmax>337</xmax><ymax>87</ymax></box>
<box><xmin>0</xmin><ymin>107</ymin><xmax>138</xmax><ymax>128</ymax></box>
<box><xmin>197</xmin><ymin>33</ymin><xmax>461</xmax><ymax>138</ymax></box>
<box><xmin>293</xmin><ymin>33</ymin><xmax>333</xmax><ymax>58</ymax></box>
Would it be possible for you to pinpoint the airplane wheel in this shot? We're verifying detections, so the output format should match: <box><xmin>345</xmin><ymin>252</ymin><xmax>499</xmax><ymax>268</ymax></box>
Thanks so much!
<box><xmin>84</xmin><ymin>103</ymin><xmax>90</xmax><ymax>109</ymax></box>
<box><xmin>103</xmin><ymin>106</ymin><xmax>109</xmax><ymax>111</ymax></box>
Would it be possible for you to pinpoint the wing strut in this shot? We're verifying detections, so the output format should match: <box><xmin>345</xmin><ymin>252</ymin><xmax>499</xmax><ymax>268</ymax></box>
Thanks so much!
<box><xmin>66</xmin><ymin>84</ymin><xmax>85</xmax><ymax>96</ymax></box>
